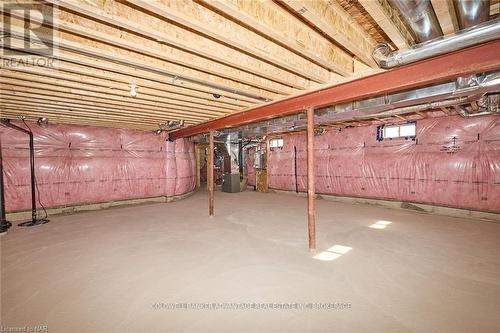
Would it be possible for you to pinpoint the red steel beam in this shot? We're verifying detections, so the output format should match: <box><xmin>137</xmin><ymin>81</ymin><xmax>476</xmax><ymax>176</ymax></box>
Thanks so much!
<box><xmin>170</xmin><ymin>40</ymin><xmax>500</xmax><ymax>139</ymax></box>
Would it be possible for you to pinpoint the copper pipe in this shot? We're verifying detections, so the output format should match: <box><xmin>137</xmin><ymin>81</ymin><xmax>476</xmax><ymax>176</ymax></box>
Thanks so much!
<box><xmin>306</xmin><ymin>107</ymin><xmax>316</xmax><ymax>250</ymax></box>
<box><xmin>208</xmin><ymin>130</ymin><xmax>214</xmax><ymax>217</ymax></box>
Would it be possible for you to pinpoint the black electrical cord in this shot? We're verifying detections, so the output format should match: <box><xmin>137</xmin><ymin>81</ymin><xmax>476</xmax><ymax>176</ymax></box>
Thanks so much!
<box><xmin>22</xmin><ymin>119</ymin><xmax>48</xmax><ymax>220</ymax></box>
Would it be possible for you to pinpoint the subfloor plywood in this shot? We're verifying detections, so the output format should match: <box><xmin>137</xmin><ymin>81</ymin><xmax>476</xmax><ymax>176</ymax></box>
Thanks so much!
<box><xmin>2</xmin><ymin>191</ymin><xmax>500</xmax><ymax>332</ymax></box>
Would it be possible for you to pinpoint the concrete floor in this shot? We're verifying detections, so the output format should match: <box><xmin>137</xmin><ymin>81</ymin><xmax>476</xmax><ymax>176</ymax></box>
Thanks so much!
<box><xmin>2</xmin><ymin>190</ymin><xmax>500</xmax><ymax>333</ymax></box>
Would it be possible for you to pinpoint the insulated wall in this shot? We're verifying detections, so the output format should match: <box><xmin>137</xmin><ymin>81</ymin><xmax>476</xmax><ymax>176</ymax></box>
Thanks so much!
<box><xmin>0</xmin><ymin>121</ymin><xmax>196</xmax><ymax>212</ymax></box>
<box><xmin>253</xmin><ymin>115</ymin><xmax>499</xmax><ymax>212</ymax></box>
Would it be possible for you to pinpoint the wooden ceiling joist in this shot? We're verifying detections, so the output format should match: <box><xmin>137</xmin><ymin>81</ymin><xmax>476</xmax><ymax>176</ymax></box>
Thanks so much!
<box><xmin>2</xmin><ymin>57</ymin><xmax>253</xmax><ymax>107</ymax></box>
<box><xmin>0</xmin><ymin>102</ymin><xmax>196</xmax><ymax>129</ymax></box>
<box><xmin>3</xmin><ymin>55</ymin><xmax>258</xmax><ymax>110</ymax></box>
<box><xmin>194</xmin><ymin>0</ymin><xmax>355</xmax><ymax>75</ymax></box>
<box><xmin>123</xmin><ymin>0</ymin><xmax>341</xmax><ymax>81</ymax></box>
<box><xmin>0</xmin><ymin>76</ymin><xmax>235</xmax><ymax>115</ymax></box>
<box><xmin>1</xmin><ymin>69</ymin><xmax>245</xmax><ymax>112</ymax></box>
<box><xmin>430</xmin><ymin>0</ymin><xmax>459</xmax><ymax>35</ymax></box>
<box><xmin>3</xmin><ymin>0</ymin><xmax>494</xmax><ymax>132</ymax></box>
<box><xmin>357</xmin><ymin>0</ymin><xmax>413</xmax><ymax>49</ymax></box>
<box><xmin>46</xmin><ymin>0</ymin><xmax>314</xmax><ymax>91</ymax></box>
<box><xmin>491</xmin><ymin>0</ymin><xmax>499</xmax><ymax>17</ymax></box>
<box><xmin>277</xmin><ymin>0</ymin><xmax>378</xmax><ymax>68</ymax></box>
<box><xmin>1</xmin><ymin>74</ymin><xmax>238</xmax><ymax>114</ymax></box>
<box><xmin>0</xmin><ymin>97</ymin><xmax>203</xmax><ymax>125</ymax></box>
<box><xmin>5</xmin><ymin>23</ymin><xmax>277</xmax><ymax>103</ymax></box>
<box><xmin>0</xmin><ymin>108</ymin><xmax>158</xmax><ymax>130</ymax></box>
<box><xmin>6</xmin><ymin>8</ymin><xmax>298</xmax><ymax>98</ymax></box>
<box><xmin>0</xmin><ymin>85</ymin><xmax>224</xmax><ymax>120</ymax></box>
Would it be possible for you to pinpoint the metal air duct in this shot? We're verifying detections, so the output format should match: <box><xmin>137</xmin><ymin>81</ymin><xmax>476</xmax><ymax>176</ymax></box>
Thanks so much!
<box><xmin>454</xmin><ymin>0</ymin><xmax>491</xmax><ymax>29</ymax></box>
<box><xmin>372</xmin><ymin>18</ymin><xmax>500</xmax><ymax>68</ymax></box>
<box><xmin>390</xmin><ymin>0</ymin><xmax>443</xmax><ymax>42</ymax></box>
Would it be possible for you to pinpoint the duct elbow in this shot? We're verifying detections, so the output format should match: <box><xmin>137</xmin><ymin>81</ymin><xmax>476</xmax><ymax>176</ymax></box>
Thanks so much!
<box><xmin>372</xmin><ymin>43</ymin><xmax>398</xmax><ymax>69</ymax></box>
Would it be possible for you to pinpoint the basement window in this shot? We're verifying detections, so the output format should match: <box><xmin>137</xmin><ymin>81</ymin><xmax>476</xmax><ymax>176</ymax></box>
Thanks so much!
<box><xmin>377</xmin><ymin>122</ymin><xmax>416</xmax><ymax>141</ymax></box>
<box><xmin>269</xmin><ymin>138</ymin><xmax>284</xmax><ymax>149</ymax></box>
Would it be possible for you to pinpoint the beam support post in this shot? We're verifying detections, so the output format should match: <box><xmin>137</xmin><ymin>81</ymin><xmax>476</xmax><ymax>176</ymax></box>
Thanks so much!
<box><xmin>306</xmin><ymin>107</ymin><xmax>316</xmax><ymax>250</ymax></box>
<box><xmin>208</xmin><ymin>130</ymin><xmax>214</xmax><ymax>217</ymax></box>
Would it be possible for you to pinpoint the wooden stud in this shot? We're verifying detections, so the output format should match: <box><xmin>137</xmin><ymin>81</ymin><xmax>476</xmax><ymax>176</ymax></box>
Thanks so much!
<box><xmin>440</xmin><ymin>106</ymin><xmax>451</xmax><ymax>115</ymax></box>
<box><xmin>306</xmin><ymin>107</ymin><xmax>316</xmax><ymax>251</ymax></box>
<box><xmin>471</xmin><ymin>101</ymin><xmax>480</xmax><ymax>112</ymax></box>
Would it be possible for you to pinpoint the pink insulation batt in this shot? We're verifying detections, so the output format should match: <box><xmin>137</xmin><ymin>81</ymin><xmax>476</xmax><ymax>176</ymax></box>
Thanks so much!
<box><xmin>1</xmin><ymin>121</ymin><xmax>196</xmax><ymax>212</ymax></box>
<box><xmin>248</xmin><ymin>115</ymin><xmax>500</xmax><ymax>212</ymax></box>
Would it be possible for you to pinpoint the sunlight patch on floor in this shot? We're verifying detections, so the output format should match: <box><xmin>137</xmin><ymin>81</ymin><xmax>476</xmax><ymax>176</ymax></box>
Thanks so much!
<box><xmin>313</xmin><ymin>244</ymin><xmax>352</xmax><ymax>261</ymax></box>
<box><xmin>369</xmin><ymin>220</ymin><xmax>392</xmax><ymax>229</ymax></box>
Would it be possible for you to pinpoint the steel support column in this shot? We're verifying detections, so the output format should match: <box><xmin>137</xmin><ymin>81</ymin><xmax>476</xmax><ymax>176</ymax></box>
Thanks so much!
<box><xmin>307</xmin><ymin>108</ymin><xmax>316</xmax><ymax>250</ymax></box>
<box><xmin>208</xmin><ymin>130</ymin><xmax>214</xmax><ymax>217</ymax></box>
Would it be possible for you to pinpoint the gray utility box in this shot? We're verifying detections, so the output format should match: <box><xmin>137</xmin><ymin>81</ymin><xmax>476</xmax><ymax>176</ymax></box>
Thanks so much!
<box><xmin>222</xmin><ymin>173</ymin><xmax>240</xmax><ymax>193</ymax></box>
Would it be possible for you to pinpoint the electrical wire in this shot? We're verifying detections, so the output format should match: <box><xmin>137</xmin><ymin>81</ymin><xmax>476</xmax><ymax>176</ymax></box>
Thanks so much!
<box><xmin>22</xmin><ymin>119</ymin><xmax>48</xmax><ymax>220</ymax></box>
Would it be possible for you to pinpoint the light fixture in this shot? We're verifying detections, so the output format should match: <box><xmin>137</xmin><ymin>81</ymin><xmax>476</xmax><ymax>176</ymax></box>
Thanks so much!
<box><xmin>212</xmin><ymin>93</ymin><xmax>221</xmax><ymax>99</ymax></box>
<box><xmin>37</xmin><ymin>117</ymin><xmax>49</xmax><ymax>127</ymax></box>
<box><xmin>152</xmin><ymin>129</ymin><xmax>162</xmax><ymax>136</ymax></box>
<box><xmin>130</xmin><ymin>82</ymin><xmax>138</xmax><ymax>97</ymax></box>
